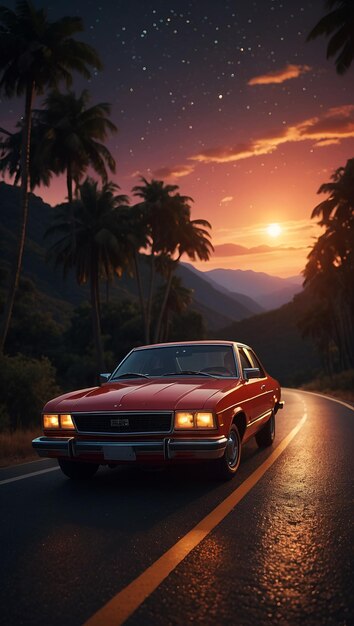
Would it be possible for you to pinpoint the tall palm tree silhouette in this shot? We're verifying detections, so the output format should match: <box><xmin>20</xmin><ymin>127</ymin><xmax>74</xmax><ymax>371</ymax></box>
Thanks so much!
<box><xmin>307</xmin><ymin>0</ymin><xmax>354</xmax><ymax>74</ymax></box>
<box><xmin>132</xmin><ymin>178</ymin><xmax>185</xmax><ymax>343</ymax></box>
<box><xmin>39</xmin><ymin>90</ymin><xmax>117</xmax><ymax>203</ymax></box>
<box><xmin>0</xmin><ymin>0</ymin><xmax>101</xmax><ymax>351</ymax></box>
<box><xmin>46</xmin><ymin>178</ymin><xmax>129</xmax><ymax>373</ymax></box>
<box><xmin>154</xmin><ymin>216</ymin><xmax>213</xmax><ymax>342</ymax></box>
<box><xmin>0</xmin><ymin>117</ymin><xmax>52</xmax><ymax>189</ymax></box>
<box><xmin>304</xmin><ymin>160</ymin><xmax>354</xmax><ymax>369</ymax></box>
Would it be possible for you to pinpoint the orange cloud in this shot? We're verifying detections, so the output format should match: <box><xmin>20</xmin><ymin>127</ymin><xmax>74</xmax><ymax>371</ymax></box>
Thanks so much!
<box><xmin>248</xmin><ymin>64</ymin><xmax>311</xmax><ymax>86</ymax></box>
<box><xmin>191</xmin><ymin>105</ymin><xmax>354</xmax><ymax>164</ymax></box>
<box><xmin>153</xmin><ymin>164</ymin><xmax>195</xmax><ymax>179</ymax></box>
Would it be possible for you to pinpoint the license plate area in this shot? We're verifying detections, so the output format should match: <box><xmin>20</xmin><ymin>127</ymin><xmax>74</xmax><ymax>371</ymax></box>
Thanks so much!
<box><xmin>103</xmin><ymin>445</ymin><xmax>136</xmax><ymax>461</ymax></box>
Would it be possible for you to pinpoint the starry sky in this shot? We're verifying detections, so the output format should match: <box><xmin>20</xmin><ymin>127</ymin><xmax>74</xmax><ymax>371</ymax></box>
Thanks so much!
<box><xmin>1</xmin><ymin>0</ymin><xmax>354</xmax><ymax>277</ymax></box>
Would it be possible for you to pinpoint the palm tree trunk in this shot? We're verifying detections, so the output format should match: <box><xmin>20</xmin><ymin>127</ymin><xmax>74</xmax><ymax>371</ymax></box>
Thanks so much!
<box><xmin>146</xmin><ymin>251</ymin><xmax>156</xmax><ymax>344</ymax></box>
<box><xmin>66</xmin><ymin>162</ymin><xmax>73</xmax><ymax>203</ymax></box>
<box><xmin>154</xmin><ymin>266</ymin><xmax>174</xmax><ymax>343</ymax></box>
<box><xmin>90</xmin><ymin>258</ymin><xmax>105</xmax><ymax>375</ymax></box>
<box><xmin>0</xmin><ymin>81</ymin><xmax>34</xmax><ymax>352</ymax></box>
<box><xmin>134</xmin><ymin>251</ymin><xmax>148</xmax><ymax>341</ymax></box>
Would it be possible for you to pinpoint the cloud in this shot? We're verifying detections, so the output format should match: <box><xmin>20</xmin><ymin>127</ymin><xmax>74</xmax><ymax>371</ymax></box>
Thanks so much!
<box><xmin>213</xmin><ymin>243</ymin><xmax>301</xmax><ymax>257</ymax></box>
<box><xmin>153</xmin><ymin>164</ymin><xmax>195</xmax><ymax>179</ymax></box>
<box><xmin>220</xmin><ymin>196</ymin><xmax>234</xmax><ymax>203</ymax></box>
<box><xmin>191</xmin><ymin>105</ymin><xmax>354</xmax><ymax>164</ymax></box>
<box><xmin>248</xmin><ymin>64</ymin><xmax>311</xmax><ymax>86</ymax></box>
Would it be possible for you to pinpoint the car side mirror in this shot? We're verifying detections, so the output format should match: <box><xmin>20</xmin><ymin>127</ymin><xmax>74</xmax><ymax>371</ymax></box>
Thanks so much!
<box><xmin>243</xmin><ymin>367</ymin><xmax>260</xmax><ymax>380</ymax></box>
<box><xmin>99</xmin><ymin>373</ymin><xmax>111</xmax><ymax>384</ymax></box>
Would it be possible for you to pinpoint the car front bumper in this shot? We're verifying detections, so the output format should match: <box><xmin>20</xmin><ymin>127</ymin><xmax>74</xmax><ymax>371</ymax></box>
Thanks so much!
<box><xmin>32</xmin><ymin>435</ymin><xmax>228</xmax><ymax>463</ymax></box>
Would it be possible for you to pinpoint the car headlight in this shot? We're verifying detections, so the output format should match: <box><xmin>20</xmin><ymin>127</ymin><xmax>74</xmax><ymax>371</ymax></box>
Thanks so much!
<box><xmin>43</xmin><ymin>414</ymin><xmax>75</xmax><ymax>430</ymax></box>
<box><xmin>175</xmin><ymin>412</ymin><xmax>194</xmax><ymax>429</ymax></box>
<box><xmin>195</xmin><ymin>412</ymin><xmax>215</xmax><ymax>428</ymax></box>
<box><xmin>43</xmin><ymin>414</ymin><xmax>60</xmax><ymax>429</ymax></box>
<box><xmin>174</xmin><ymin>411</ymin><xmax>216</xmax><ymax>429</ymax></box>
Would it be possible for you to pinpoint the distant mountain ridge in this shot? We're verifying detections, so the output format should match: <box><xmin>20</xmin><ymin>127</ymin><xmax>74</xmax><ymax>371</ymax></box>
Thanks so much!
<box><xmin>185</xmin><ymin>265</ymin><xmax>303</xmax><ymax>310</ymax></box>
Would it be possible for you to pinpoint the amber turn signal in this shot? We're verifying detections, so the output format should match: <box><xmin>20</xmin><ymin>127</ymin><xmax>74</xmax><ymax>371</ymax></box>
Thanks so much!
<box><xmin>60</xmin><ymin>414</ymin><xmax>75</xmax><ymax>430</ymax></box>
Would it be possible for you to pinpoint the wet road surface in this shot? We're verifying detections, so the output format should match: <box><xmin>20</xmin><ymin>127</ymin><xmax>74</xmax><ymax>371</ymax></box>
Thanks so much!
<box><xmin>0</xmin><ymin>389</ymin><xmax>353</xmax><ymax>626</ymax></box>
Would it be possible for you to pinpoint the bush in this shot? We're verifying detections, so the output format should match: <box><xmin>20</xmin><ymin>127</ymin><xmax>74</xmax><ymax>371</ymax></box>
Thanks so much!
<box><xmin>303</xmin><ymin>369</ymin><xmax>354</xmax><ymax>392</ymax></box>
<box><xmin>0</xmin><ymin>353</ymin><xmax>61</xmax><ymax>431</ymax></box>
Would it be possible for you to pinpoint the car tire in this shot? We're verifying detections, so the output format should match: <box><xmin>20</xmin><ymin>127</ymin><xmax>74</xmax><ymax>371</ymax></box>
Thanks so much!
<box><xmin>214</xmin><ymin>424</ymin><xmax>241</xmax><ymax>480</ymax></box>
<box><xmin>58</xmin><ymin>459</ymin><xmax>99</xmax><ymax>480</ymax></box>
<box><xmin>255</xmin><ymin>411</ymin><xmax>275</xmax><ymax>448</ymax></box>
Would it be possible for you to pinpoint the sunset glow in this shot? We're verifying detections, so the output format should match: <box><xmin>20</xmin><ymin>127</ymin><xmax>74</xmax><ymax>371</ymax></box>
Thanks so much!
<box><xmin>267</xmin><ymin>224</ymin><xmax>282</xmax><ymax>238</ymax></box>
<box><xmin>1</xmin><ymin>0</ymin><xmax>354</xmax><ymax>279</ymax></box>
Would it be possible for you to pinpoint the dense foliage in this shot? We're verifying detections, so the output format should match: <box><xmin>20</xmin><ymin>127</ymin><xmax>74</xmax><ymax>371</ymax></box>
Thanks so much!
<box><xmin>300</xmin><ymin>160</ymin><xmax>354</xmax><ymax>373</ymax></box>
<box><xmin>0</xmin><ymin>353</ymin><xmax>60</xmax><ymax>430</ymax></box>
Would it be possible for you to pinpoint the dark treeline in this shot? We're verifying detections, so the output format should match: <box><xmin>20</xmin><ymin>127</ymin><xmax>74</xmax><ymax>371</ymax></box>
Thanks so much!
<box><xmin>299</xmin><ymin>160</ymin><xmax>354</xmax><ymax>373</ymax></box>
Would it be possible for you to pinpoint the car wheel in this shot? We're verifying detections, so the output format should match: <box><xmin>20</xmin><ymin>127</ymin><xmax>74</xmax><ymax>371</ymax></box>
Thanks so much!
<box><xmin>214</xmin><ymin>424</ymin><xmax>241</xmax><ymax>480</ymax></box>
<box><xmin>58</xmin><ymin>459</ymin><xmax>99</xmax><ymax>480</ymax></box>
<box><xmin>255</xmin><ymin>411</ymin><xmax>275</xmax><ymax>448</ymax></box>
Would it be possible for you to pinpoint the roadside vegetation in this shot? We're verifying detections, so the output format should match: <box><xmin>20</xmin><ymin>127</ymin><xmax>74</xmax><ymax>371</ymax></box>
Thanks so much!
<box><xmin>0</xmin><ymin>427</ymin><xmax>40</xmax><ymax>467</ymax></box>
<box><xmin>0</xmin><ymin>0</ymin><xmax>353</xmax><ymax>465</ymax></box>
<box><xmin>301</xmin><ymin>370</ymin><xmax>354</xmax><ymax>404</ymax></box>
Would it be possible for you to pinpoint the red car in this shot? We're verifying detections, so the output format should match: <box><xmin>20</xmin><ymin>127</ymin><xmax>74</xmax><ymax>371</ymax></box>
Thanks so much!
<box><xmin>32</xmin><ymin>341</ymin><xmax>284</xmax><ymax>480</ymax></box>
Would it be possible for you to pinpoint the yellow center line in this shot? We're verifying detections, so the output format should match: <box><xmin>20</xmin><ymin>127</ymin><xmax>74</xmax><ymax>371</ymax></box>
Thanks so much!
<box><xmin>85</xmin><ymin>411</ymin><xmax>307</xmax><ymax>626</ymax></box>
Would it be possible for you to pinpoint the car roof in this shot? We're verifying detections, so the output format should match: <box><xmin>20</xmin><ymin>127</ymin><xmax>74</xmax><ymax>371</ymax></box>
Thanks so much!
<box><xmin>132</xmin><ymin>341</ymin><xmax>251</xmax><ymax>350</ymax></box>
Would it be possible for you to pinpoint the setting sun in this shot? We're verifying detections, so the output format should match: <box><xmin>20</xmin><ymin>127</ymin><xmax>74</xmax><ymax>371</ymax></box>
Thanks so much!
<box><xmin>267</xmin><ymin>223</ymin><xmax>282</xmax><ymax>238</ymax></box>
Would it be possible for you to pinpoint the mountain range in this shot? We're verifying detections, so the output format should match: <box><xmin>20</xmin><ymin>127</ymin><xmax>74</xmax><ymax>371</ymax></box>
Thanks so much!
<box><xmin>186</xmin><ymin>265</ymin><xmax>303</xmax><ymax>310</ymax></box>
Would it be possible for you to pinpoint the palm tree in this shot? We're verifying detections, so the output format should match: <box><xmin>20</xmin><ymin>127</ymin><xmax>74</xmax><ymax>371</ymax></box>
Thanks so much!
<box><xmin>0</xmin><ymin>0</ymin><xmax>102</xmax><ymax>351</ymax></box>
<box><xmin>38</xmin><ymin>89</ymin><xmax>117</xmax><ymax>202</ymax></box>
<box><xmin>132</xmin><ymin>177</ymin><xmax>189</xmax><ymax>343</ymax></box>
<box><xmin>154</xmin><ymin>276</ymin><xmax>193</xmax><ymax>342</ymax></box>
<box><xmin>154</xmin><ymin>216</ymin><xmax>213</xmax><ymax>342</ymax></box>
<box><xmin>46</xmin><ymin>178</ymin><xmax>129</xmax><ymax>373</ymax></box>
<box><xmin>303</xmin><ymin>160</ymin><xmax>354</xmax><ymax>369</ymax></box>
<box><xmin>117</xmin><ymin>202</ymin><xmax>150</xmax><ymax>335</ymax></box>
<box><xmin>307</xmin><ymin>0</ymin><xmax>354</xmax><ymax>74</ymax></box>
<box><xmin>0</xmin><ymin>116</ymin><xmax>52</xmax><ymax>189</ymax></box>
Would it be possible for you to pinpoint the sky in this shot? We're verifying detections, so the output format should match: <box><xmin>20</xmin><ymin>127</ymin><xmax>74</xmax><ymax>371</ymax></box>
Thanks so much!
<box><xmin>1</xmin><ymin>0</ymin><xmax>354</xmax><ymax>278</ymax></box>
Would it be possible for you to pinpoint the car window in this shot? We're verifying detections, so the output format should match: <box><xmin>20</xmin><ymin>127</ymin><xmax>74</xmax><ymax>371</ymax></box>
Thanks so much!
<box><xmin>238</xmin><ymin>348</ymin><xmax>253</xmax><ymax>373</ymax></box>
<box><xmin>111</xmin><ymin>345</ymin><xmax>238</xmax><ymax>378</ymax></box>
<box><xmin>246</xmin><ymin>349</ymin><xmax>265</xmax><ymax>377</ymax></box>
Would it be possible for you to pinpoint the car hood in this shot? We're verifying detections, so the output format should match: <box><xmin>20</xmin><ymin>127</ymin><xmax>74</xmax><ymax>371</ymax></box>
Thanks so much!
<box><xmin>44</xmin><ymin>378</ymin><xmax>240</xmax><ymax>413</ymax></box>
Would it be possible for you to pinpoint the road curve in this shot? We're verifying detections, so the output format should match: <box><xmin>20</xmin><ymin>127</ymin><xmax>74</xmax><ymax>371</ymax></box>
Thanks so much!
<box><xmin>0</xmin><ymin>389</ymin><xmax>353</xmax><ymax>626</ymax></box>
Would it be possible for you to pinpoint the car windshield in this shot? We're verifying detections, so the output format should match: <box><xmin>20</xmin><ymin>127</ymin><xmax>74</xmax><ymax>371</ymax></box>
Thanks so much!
<box><xmin>110</xmin><ymin>345</ymin><xmax>238</xmax><ymax>379</ymax></box>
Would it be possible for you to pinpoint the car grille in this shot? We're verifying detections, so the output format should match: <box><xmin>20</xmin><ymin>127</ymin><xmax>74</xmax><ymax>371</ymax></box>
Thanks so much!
<box><xmin>73</xmin><ymin>412</ymin><xmax>173</xmax><ymax>434</ymax></box>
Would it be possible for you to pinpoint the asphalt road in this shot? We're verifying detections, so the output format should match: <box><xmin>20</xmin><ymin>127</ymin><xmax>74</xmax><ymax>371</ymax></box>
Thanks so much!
<box><xmin>1</xmin><ymin>389</ymin><xmax>353</xmax><ymax>626</ymax></box>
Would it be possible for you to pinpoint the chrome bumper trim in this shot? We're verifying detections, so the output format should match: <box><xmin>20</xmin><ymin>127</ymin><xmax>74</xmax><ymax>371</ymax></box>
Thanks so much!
<box><xmin>32</xmin><ymin>435</ymin><xmax>228</xmax><ymax>461</ymax></box>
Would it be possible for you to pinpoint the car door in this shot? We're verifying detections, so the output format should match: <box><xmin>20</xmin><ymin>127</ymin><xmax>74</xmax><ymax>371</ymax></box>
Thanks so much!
<box><xmin>238</xmin><ymin>347</ymin><xmax>265</xmax><ymax>424</ymax></box>
<box><xmin>244</xmin><ymin>347</ymin><xmax>273</xmax><ymax>423</ymax></box>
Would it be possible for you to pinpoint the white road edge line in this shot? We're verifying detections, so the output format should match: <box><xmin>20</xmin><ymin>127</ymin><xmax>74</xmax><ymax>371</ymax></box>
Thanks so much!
<box><xmin>0</xmin><ymin>466</ymin><xmax>60</xmax><ymax>486</ymax></box>
<box><xmin>285</xmin><ymin>387</ymin><xmax>354</xmax><ymax>412</ymax></box>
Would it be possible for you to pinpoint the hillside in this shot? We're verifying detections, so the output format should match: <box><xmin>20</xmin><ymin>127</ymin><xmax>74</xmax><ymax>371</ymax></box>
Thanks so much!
<box><xmin>216</xmin><ymin>293</ymin><xmax>320</xmax><ymax>385</ymax></box>
<box><xmin>0</xmin><ymin>182</ymin><xmax>260</xmax><ymax>330</ymax></box>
